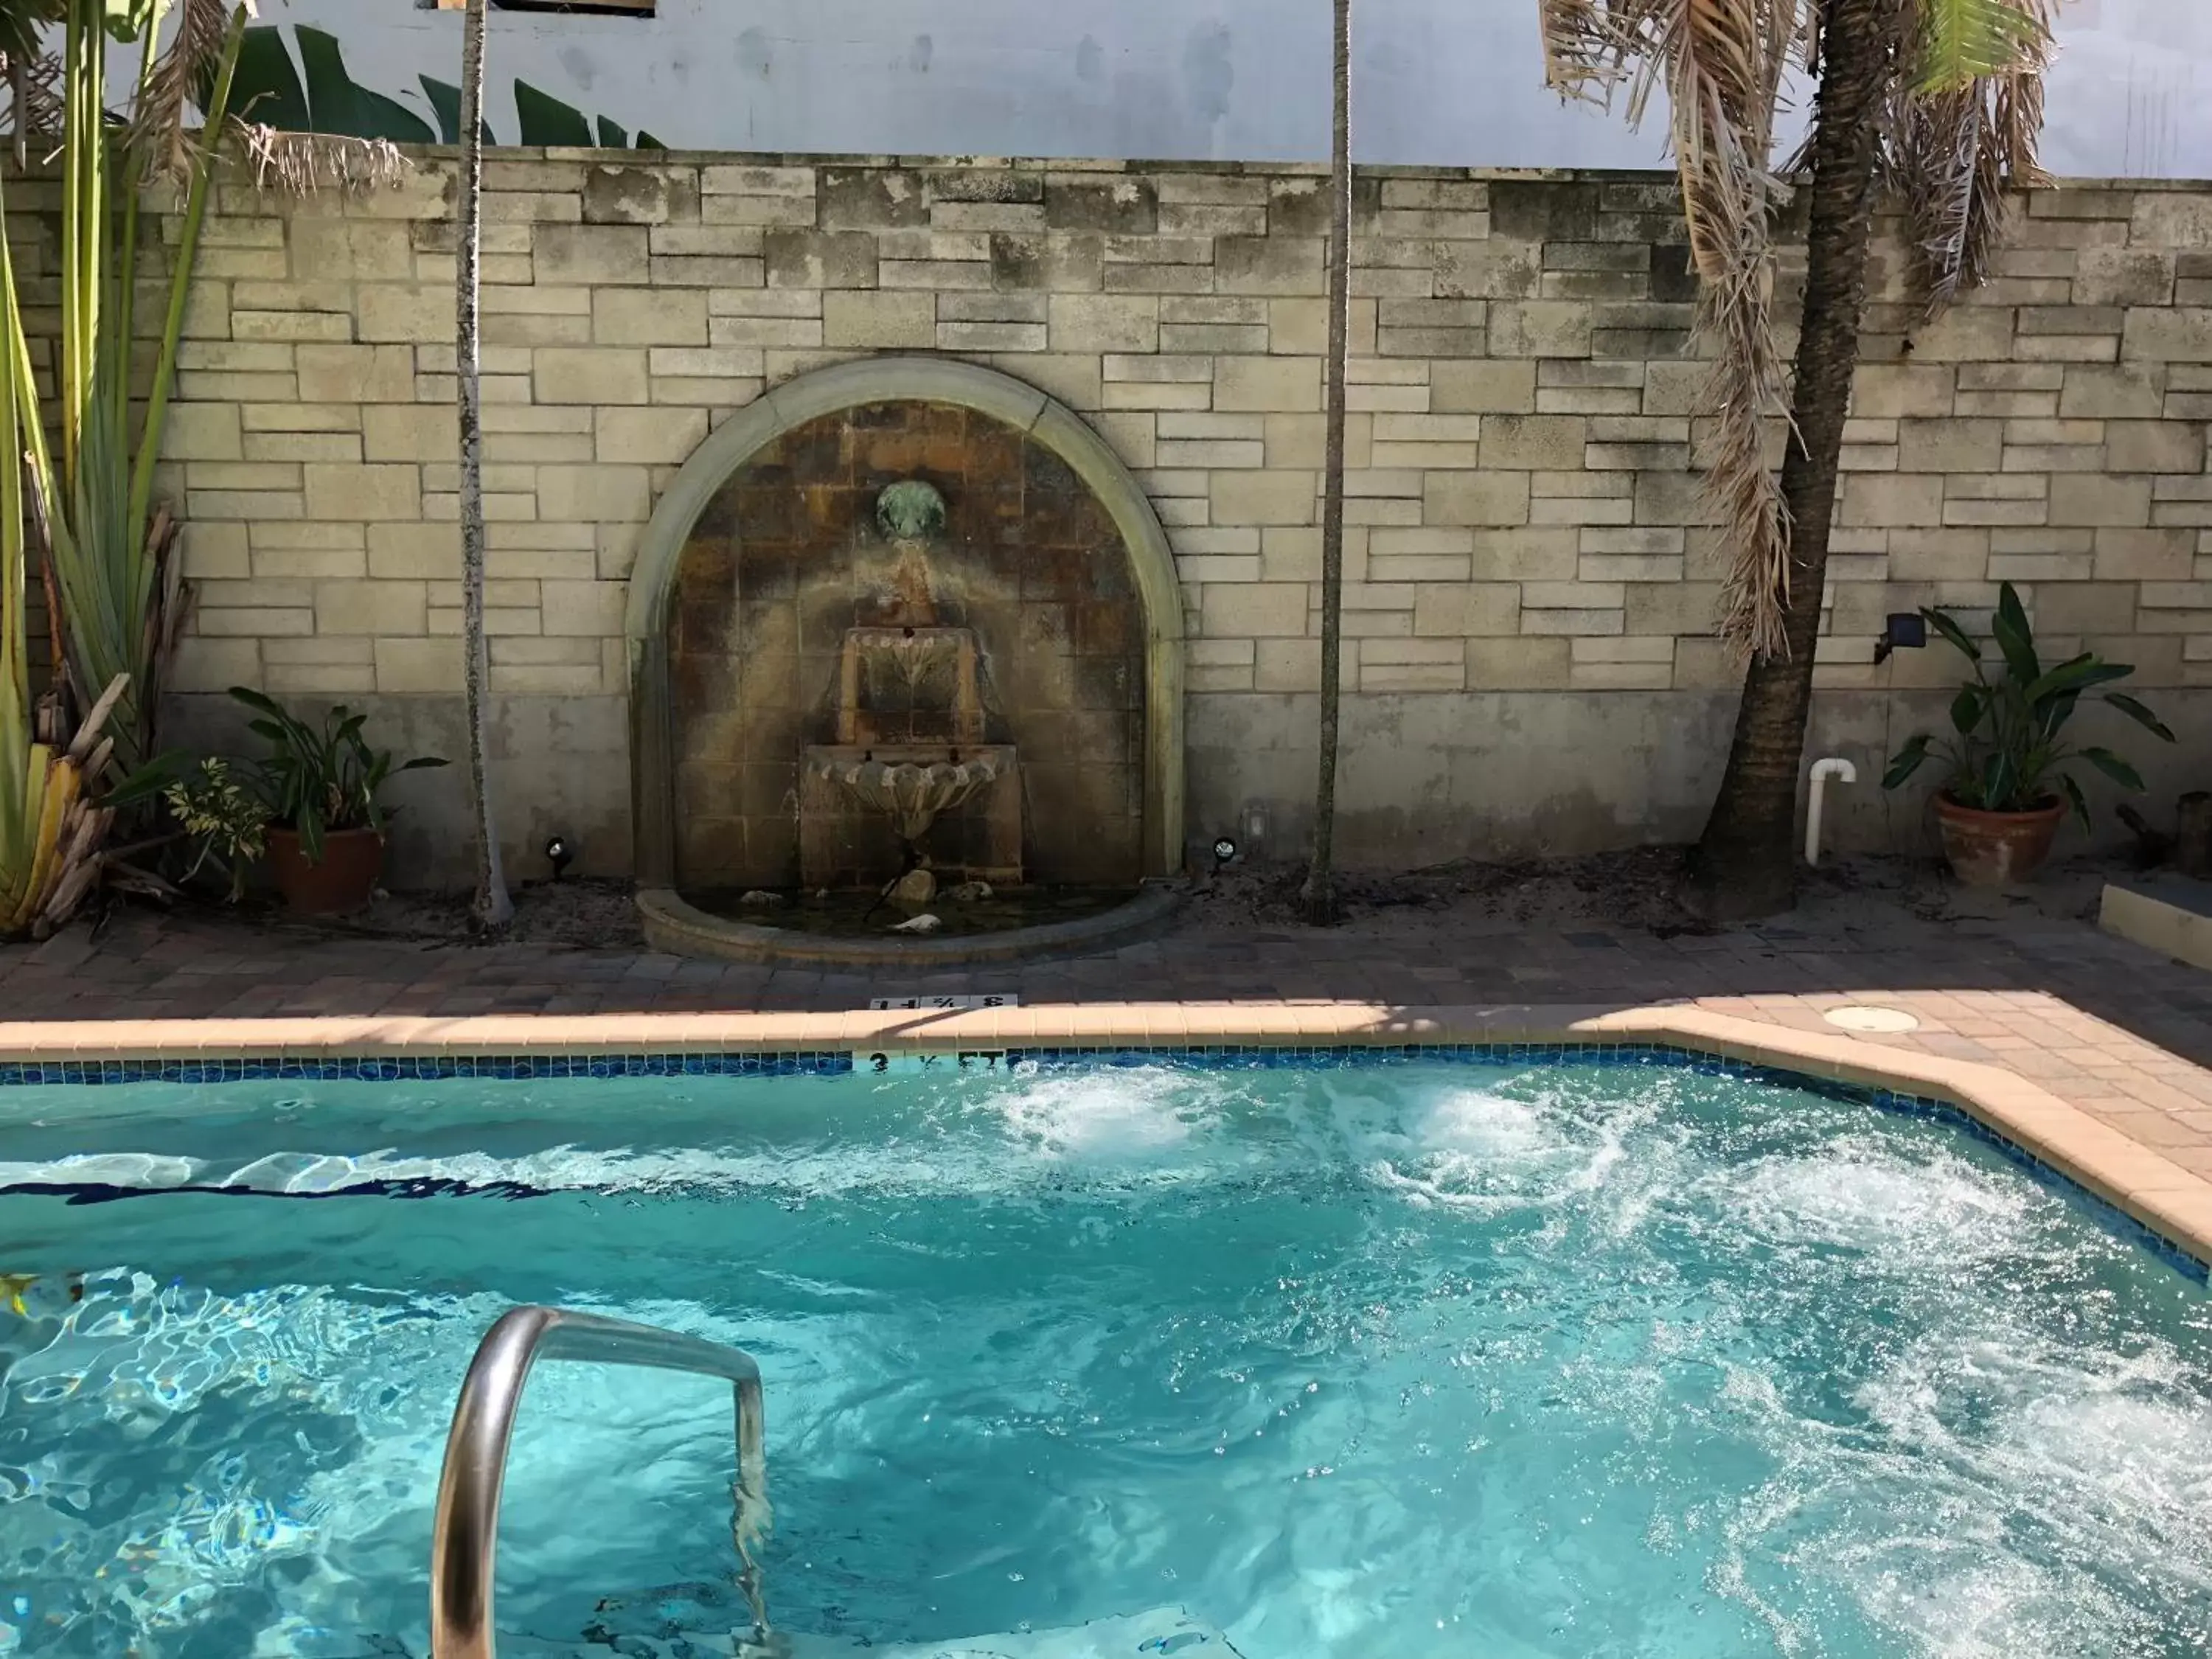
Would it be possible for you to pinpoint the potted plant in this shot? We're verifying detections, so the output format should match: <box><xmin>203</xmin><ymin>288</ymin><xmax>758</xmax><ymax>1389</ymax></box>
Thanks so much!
<box><xmin>1883</xmin><ymin>583</ymin><xmax>2174</xmax><ymax>887</ymax></box>
<box><xmin>229</xmin><ymin>688</ymin><xmax>447</xmax><ymax>914</ymax></box>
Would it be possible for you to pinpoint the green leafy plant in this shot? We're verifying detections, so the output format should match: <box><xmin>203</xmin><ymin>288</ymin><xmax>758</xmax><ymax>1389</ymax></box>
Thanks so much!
<box><xmin>1883</xmin><ymin>582</ymin><xmax>2175</xmax><ymax>826</ymax></box>
<box><xmin>227</xmin><ymin>687</ymin><xmax>446</xmax><ymax>866</ymax></box>
<box><xmin>161</xmin><ymin>757</ymin><xmax>265</xmax><ymax>901</ymax></box>
<box><xmin>226</xmin><ymin>21</ymin><xmax>664</xmax><ymax>148</ymax></box>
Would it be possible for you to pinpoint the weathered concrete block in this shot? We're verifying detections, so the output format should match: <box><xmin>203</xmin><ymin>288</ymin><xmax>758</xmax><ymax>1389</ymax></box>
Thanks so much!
<box><xmin>539</xmin><ymin>579</ymin><xmax>628</xmax><ymax>636</ymax></box>
<box><xmin>821</xmin><ymin>168</ymin><xmax>928</xmax><ymax>229</ymax></box>
<box><xmin>1425</xmin><ymin>472</ymin><xmax>1531</xmax><ymax>527</ymax></box>
<box><xmin>1214</xmin><ymin>354</ymin><xmax>1321</xmax><ymax>412</ymax></box>
<box><xmin>2109</xmin><ymin>419</ymin><xmax>2206</xmax><ymax>473</ymax></box>
<box><xmin>1430</xmin><ymin>360</ymin><xmax>1537</xmax><ymax>414</ymax></box>
<box><xmin>1210</xmin><ymin>470</ymin><xmax>1318</xmax><ymax>526</ymax></box>
<box><xmin>313</xmin><ymin>578</ymin><xmax>426</xmax><ymax>636</ymax></box>
<box><xmin>765</xmin><ymin>229</ymin><xmax>880</xmax><ymax>289</ymax></box>
<box><xmin>1203</xmin><ymin>582</ymin><xmax>1310</xmax><ymax>637</ymax></box>
<box><xmin>2130</xmin><ymin>194</ymin><xmax>2212</xmax><ymax>248</ymax></box>
<box><xmin>1413</xmin><ymin>583</ymin><xmax>1519</xmax><ymax>636</ymax></box>
<box><xmin>2051</xmin><ymin>473</ymin><xmax>2153</xmax><ymax>527</ymax></box>
<box><xmin>1481</xmin><ymin>414</ymin><xmax>1587</xmax><ymax>470</ymax></box>
<box><xmin>2123</xmin><ymin>309</ymin><xmax>2212</xmax><ymax>362</ymax></box>
<box><xmin>1896</xmin><ymin>417</ymin><xmax>2004</xmax><ymax>473</ymax></box>
<box><xmin>163</xmin><ymin>403</ymin><xmax>244</xmax><ymax>462</ymax></box>
<box><xmin>534</xmin><ymin>347</ymin><xmax>650</xmax><ymax>405</ymax></box>
<box><xmin>2059</xmin><ymin>363</ymin><xmax>2167</xmax><ymax>417</ymax></box>
<box><xmin>817</xmin><ymin>291</ymin><xmax>934</xmax><ymax>348</ymax></box>
<box><xmin>582</xmin><ymin>164</ymin><xmax>695</xmax><ymax>226</ymax></box>
<box><xmin>1253</xmin><ymin>637</ymin><xmax>1324</xmax><ymax>691</ymax></box>
<box><xmin>363</xmin><ymin>405</ymin><xmax>458</xmax><ymax>462</ymax></box>
<box><xmin>594</xmin><ymin>288</ymin><xmax>709</xmax><ymax>346</ymax></box>
<box><xmin>538</xmin><ymin>464</ymin><xmax>651</xmax><ymax>525</ymax></box>
<box><xmin>374</xmin><ymin>636</ymin><xmax>463</xmax><ymax>693</ymax></box>
<box><xmin>1046</xmin><ymin>292</ymin><xmax>1158</xmax><ymax>352</ymax></box>
<box><xmin>1046</xmin><ymin>177</ymin><xmax>1158</xmax><ymax>234</ymax></box>
<box><xmin>291</xmin><ymin>219</ymin><xmax>415</xmax><ymax>282</ymax></box>
<box><xmin>303</xmin><ymin>462</ymin><xmax>420</xmax><ymax>523</ymax></box>
<box><xmin>1840</xmin><ymin>473</ymin><xmax>1946</xmax><ymax>527</ymax></box>
<box><xmin>1488</xmin><ymin>302</ymin><xmax>1593</xmax><ymax>358</ymax></box>
<box><xmin>595</xmin><ymin>407</ymin><xmax>708</xmax><ymax>466</ymax></box>
<box><xmin>1216</xmin><ymin>236</ymin><xmax>1325</xmax><ymax>296</ymax></box>
<box><xmin>1851</xmin><ymin>364</ymin><xmax>1955</xmax><ymax>417</ymax></box>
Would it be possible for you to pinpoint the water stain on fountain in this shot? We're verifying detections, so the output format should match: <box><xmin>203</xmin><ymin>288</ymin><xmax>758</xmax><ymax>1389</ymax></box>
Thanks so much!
<box><xmin>799</xmin><ymin>482</ymin><xmax>1024</xmax><ymax>907</ymax></box>
<box><xmin>662</xmin><ymin>395</ymin><xmax>1155</xmax><ymax>947</ymax></box>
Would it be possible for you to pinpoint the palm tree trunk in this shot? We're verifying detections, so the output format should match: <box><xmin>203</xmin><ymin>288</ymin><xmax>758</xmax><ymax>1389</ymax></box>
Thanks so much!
<box><xmin>1685</xmin><ymin>0</ymin><xmax>1899</xmax><ymax>922</ymax></box>
<box><xmin>1300</xmin><ymin>0</ymin><xmax>1351</xmax><ymax>927</ymax></box>
<box><xmin>457</xmin><ymin>0</ymin><xmax>513</xmax><ymax>929</ymax></box>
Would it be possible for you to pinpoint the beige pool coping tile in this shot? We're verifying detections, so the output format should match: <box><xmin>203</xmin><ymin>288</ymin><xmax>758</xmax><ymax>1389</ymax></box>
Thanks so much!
<box><xmin>1</xmin><ymin>1001</ymin><xmax>2206</xmax><ymax>1274</ymax></box>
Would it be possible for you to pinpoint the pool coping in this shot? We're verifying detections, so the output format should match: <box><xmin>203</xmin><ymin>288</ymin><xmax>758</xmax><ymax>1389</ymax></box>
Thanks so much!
<box><xmin>1</xmin><ymin>1001</ymin><xmax>2207</xmax><ymax>1273</ymax></box>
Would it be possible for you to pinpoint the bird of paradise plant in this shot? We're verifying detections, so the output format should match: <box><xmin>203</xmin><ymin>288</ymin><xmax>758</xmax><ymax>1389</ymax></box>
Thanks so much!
<box><xmin>0</xmin><ymin>1</ymin><xmax>400</xmax><ymax>935</ymax></box>
<box><xmin>1538</xmin><ymin>0</ymin><xmax>2062</xmax><ymax>919</ymax></box>
<box><xmin>0</xmin><ymin>0</ymin><xmax>263</xmax><ymax>934</ymax></box>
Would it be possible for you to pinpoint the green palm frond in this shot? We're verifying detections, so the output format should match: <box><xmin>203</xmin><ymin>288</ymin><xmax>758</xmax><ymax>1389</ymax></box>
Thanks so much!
<box><xmin>1915</xmin><ymin>0</ymin><xmax>2050</xmax><ymax>92</ymax></box>
<box><xmin>1894</xmin><ymin>0</ymin><xmax>2053</xmax><ymax>315</ymax></box>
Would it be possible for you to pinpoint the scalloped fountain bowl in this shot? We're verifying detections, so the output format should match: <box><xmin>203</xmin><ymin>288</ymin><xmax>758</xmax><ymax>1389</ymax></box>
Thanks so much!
<box><xmin>804</xmin><ymin>751</ymin><xmax>1009</xmax><ymax>841</ymax></box>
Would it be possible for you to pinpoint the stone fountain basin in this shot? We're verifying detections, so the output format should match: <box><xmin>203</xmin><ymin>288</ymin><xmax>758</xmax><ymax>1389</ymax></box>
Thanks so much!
<box><xmin>800</xmin><ymin>742</ymin><xmax>1023</xmax><ymax>889</ymax></box>
<box><xmin>637</xmin><ymin>880</ymin><xmax>1183</xmax><ymax>966</ymax></box>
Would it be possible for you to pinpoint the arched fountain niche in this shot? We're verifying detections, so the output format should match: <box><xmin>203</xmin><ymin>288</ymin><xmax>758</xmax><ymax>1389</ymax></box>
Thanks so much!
<box><xmin>626</xmin><ymin>358</ymin><xmax>1185</xmax><ymax>964</ymax></box>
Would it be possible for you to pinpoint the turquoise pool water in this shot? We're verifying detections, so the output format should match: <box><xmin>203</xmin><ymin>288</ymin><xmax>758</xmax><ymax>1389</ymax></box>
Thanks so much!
<box><xmin>1</xmin><ymin>1058</ymin><xmax>2208</xmax><ymax>1658</ymax></box>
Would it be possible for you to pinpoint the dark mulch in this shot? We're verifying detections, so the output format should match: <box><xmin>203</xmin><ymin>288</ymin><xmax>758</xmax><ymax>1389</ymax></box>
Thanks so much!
<box><xmin>1187</xmin><ymin>845</ymin><xmax>1706</xmax><ymax>933</ymax></box>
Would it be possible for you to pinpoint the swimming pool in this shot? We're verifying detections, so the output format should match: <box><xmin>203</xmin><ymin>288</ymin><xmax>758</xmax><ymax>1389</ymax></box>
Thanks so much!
<box><xmin>2</xmin><ymin>1054</ymin><xmax>2208</xmax><ymax>1658</ymax></box>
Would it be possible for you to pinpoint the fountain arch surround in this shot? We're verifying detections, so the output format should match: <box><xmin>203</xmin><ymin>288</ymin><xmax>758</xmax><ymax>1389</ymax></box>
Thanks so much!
<box><xmin>625</xmin><ymin>357</ymin><xmax>1186</xmax><ymax>961</ymax></box>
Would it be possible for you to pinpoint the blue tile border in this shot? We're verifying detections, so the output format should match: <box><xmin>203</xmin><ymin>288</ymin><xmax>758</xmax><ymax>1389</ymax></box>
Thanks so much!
<box><xmin>0</xmin><ymin>1039</ymin><xmax>2203</xmax><ymax>1284</ymax></box>
<box><xmin>0</xmin><ymin>1051</ymin><xmax>857</xmax><ymax>1085</ymax></box>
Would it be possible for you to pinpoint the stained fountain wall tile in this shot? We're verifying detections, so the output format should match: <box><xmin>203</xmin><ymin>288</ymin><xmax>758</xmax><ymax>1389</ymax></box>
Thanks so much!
<box><xmin>28</xmin><ymin>147</ymin><xmax>2195</xmax><ymax>880</ymax></box>
<box><xmin>669</xmin><ymin>402</ymin><xmax>1146</xmax><ymax>891</ymax></box>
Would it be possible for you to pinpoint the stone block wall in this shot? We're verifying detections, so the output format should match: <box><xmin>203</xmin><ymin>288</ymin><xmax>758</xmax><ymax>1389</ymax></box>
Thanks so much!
<box><xmin>21</xmin><ymin>149</ymin><xmax>2205</xmax><ymax>882</ymax></box>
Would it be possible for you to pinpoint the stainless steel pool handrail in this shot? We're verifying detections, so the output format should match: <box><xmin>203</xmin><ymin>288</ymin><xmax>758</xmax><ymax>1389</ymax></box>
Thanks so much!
<box><xmin>430</xmin><ymin>1304</ymin><xmax>771</xmax><ymax>1659</ymax></box>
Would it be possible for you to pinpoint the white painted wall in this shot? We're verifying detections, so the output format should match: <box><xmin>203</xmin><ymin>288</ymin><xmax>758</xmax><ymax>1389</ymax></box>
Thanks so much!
<box><xmin>251</xmin><ymin>0</ymin><xmax>2208</xmax><ymax>175</ymax></box>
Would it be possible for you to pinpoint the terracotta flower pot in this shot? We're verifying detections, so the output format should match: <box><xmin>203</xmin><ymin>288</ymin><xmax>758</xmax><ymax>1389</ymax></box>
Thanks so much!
<box><xmin>1935</xmin><ymin>795</ymin><xmax>2066</xmax><ymax>888</ymax></box>
<box><xmin>266</xmin><ymin>825</ymin><xmax>385</xmax><ymax>915</ymax></box>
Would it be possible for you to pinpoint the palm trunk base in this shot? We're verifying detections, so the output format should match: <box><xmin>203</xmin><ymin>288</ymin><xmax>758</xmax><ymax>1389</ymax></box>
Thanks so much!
<box><xmin>1299</xmin><ymin>867</ymin><xmax>1341</xmax><ymax>927</ymax></box>
<box><xmin>1680</xmin><ymin>835</ymin><xmax>1800</xmax><ymax>923</ymax></box>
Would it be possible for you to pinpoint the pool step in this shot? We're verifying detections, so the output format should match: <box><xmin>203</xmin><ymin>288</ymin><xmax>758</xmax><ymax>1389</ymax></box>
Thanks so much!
<box><xmin>501</xmin><ymin>1603</ymin><xmax>1239</xmax><ymax>1659</ymax></box>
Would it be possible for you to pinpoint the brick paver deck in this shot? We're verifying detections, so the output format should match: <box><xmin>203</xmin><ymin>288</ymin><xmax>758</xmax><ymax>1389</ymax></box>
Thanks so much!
<box><xmin>7</xmin><ymin>877</ymin><xmax>2211</xmax><ymax>1188</ymax></box>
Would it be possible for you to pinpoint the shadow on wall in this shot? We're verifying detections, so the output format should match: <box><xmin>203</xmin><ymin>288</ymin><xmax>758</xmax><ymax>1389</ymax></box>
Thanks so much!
<box><xmin>1182</xmin><ymin>686</ymin><xmax>2212</xmax><ymax>872</ymax></box>
<box><xmin>162</xmin><ymin>691</ymin><xmax>634</xmax><ymax>892</ymax></box>
<box><xmin>230</xmin><ymin>23</ymin><xmax>665</xmax><ymax>149</ymax></box>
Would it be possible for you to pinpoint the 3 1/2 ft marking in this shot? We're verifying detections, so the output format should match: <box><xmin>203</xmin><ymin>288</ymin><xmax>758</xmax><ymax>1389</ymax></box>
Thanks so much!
<box><xmin>867</xmin><ymin>994</ymin><xmax>1020</xmax><ymax>1010</ymax></box>
<box><xmin>853</xmin><ymin>1049</ymin><xmax>1010</xmax><ymax>1074</ymax></box>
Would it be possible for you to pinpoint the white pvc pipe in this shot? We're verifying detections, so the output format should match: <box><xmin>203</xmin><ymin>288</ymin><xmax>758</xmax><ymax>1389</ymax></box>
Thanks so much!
<box><xmin>1804</xmin><ymin>757</ymin><xmax>1858</xmax><ymax>867</ymax></box>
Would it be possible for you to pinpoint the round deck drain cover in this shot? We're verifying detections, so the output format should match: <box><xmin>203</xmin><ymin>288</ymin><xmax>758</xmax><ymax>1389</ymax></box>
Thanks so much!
<box><xmin>1823</xmin><ymin>1004</ymin><xmax>1920</xmax><ymax>1034</ymax></box>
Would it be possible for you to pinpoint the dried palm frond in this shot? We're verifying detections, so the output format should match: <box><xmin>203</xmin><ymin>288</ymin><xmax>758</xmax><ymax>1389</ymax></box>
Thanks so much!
<box><xmin>4</xmin><ymin>46</ymin><xmax>63</xmax><ymax>153</ymax></box>
<box><xmin>1893</xmin><ymin>0</ymin><xmax>2053</xmax><ymax>317</ymax></box>
<box><xmin>1541</xmin><ymin>0</ymin><xmax>1816</xmax><ymax>658</ymax></box>
<box><xmin>134</xmin><ymin>0</ymin><xmax>243</xmax><ymax>189</ymax></box>
<box><xmin>234</xmin><ymin>122</ymin><xmax>411</xmax><ymax>196</ymax></box>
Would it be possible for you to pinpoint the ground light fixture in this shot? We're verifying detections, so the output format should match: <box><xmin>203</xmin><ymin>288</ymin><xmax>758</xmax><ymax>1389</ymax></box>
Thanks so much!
<box><xmin>1212</xmin><ymin>836</ymin><xmax>1238</xmax><ymax>869</ymax></box>
<box><xmin>544</xmin><ymin>835</ymin><xmax>575</xmax><ymax>881</ymax></box>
